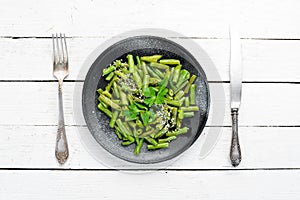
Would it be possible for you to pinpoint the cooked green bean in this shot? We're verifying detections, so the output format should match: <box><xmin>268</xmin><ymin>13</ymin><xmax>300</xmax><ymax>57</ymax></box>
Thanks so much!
<box><xmin>172</xmin><ymin>64</ymin><xmax>182</xmax><ymax>83</ymax></box>
<box><xmin>136</xmin><ymin>56</ymin><xmax>141</xmax><ymax>67</ymax></box>
<box><xmin>141</xmin><ymin>55</ymin><xmax>162</xmax><ymax>63</ymax></box>
<box><xmin>166</xmin><ymin>127</ymin><xmax>189</xmax><ymax>137</ymax></box>
<box><xmin>184</xmin><ymin>74</ymin><xmax>197</xmax><ymax>93</ymax></box>
<box><xmin>112</xmin><ymin>82</ymin><xmax>120</xmax><ymax>98</ymax></box>
<box><xmin>98</xmin><ymin>95</ymin><xmax>121</xmax><ymax>111</ymax></box>
<box><xmin>127</xmin><ymin>54</ymin><xmax>134</xmax><ymax>73</ymax></box>
<box><xmin>145</xmin><ymin>137</ymin><xmax>158</xmax><ymax>146</ymax></box>
<box><xmin>133</xmin><ymin>70</ymin><xmax>142</xmax><ymax>89</ymax></box>
<box><xmin>103</xmin><ymin>65</ymin><xmax>115</xmax><ymax>76</ymax></box>
<box><xmin>148</xmin><ymin>143</ymin><xmax>169</xmax><ymax>150</ymax></box>
<box><xmin>174</xmin><ymin>90</ymin><xmax>184</xmax><ymax>100</ymax></box>
<box><xmin>158</xmin><ymin>136</ymin><xmax>176</xmax><ymax>143</ymax></box>
<box><xmin>105</xmin><ymin>72</ymin><xmax>115</xmax><ymax>81</ymax></box>
<box><xmin>109</xmin><ymin>111</ymin><xmax>119</xmax><ymax>128</ymax></box>
<box><xmin>98</xmin><ymin>103</ymin><xmax>112</xmax><ymax>118</ymax></box>
<box><xmin>190</xmin><ymin>84</ymin><xmax>196</xmax><ymax>105</ymax></box>
<box><xmin>98</xmin><ymin>54</ymin><xmax>200</xmax><ymax>155</ymax></box>
<box><xmin>134</xmin><ymin>138</ymin><xmax>144</xmax><ymax>155</ymax></box>
<box><xmin>150</xmin><ymin>62</ymin><xmax>169</xmax><ymax>70</ymax></box>
<box><xmin>159</xmin><ymin>59</ymin><xmax>180</xmax><ymax>65</ymax></box>
<box><xmin>183</xmin><ymin>112</ymin><xmax>194</xmax><ymax>118</ymax></box>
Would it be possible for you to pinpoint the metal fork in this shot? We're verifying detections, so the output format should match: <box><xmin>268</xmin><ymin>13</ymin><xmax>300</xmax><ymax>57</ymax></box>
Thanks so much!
<box><xmin>52</xmin><ymin>33</ymin><xmax>69</xmax><ymax>164</ymax></box>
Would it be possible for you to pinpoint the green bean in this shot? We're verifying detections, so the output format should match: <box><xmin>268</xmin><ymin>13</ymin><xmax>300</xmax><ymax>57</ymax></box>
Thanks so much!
<box><xmin>141</xmin><ymin>55</ymin><xmax>162</xmax><ymax>63</ymax></box>
<box><xmin>124</xmin><ymin>122</ymin><xmax>133</xmax><ymax>136</ymax></box>
<box><xmin>158</xmin><ymin>136</ymin><xmax>177</xmax><ymax>143</ymax></box>
<box><xmin>184</xmin><ymin>97</ymin><xmax>190</xmax><ymax>107</ymax></box>
<box><xmin>180</xmin><ymin>106</ymin><xmax>199</xmax><ymax>112</ymax></box>
<box><xmin>183</xmin><ymin>112</ymin><xmax>194</xmax><ymax>118</ymax></box>
<box><xmin>112</xmin><ymin>82</ymin><xmax>120</xmax><ymax>98</ymax></box>
<box><xmin>115</xmin><ymin>128</ymin><xmax>123</xmax><ymax>139</ymax></box>
<box><xmin>105</xmin><ymin>75</ymin><xmax>118</xmax><ymax>92</ymax></box>
<box><xmin>174</xmin><ymin>90</ymin><xmax>184</xmax><ymax>100</ymax></box>
<box><xmin>143</xmin><ymin>74</ymin><xmax>150</xmax><ymax>91</ymax></box>
<box><xmin>165</xmin><ymin>99</ymin><xmax>181</xmax><ymax>107</ymax></box>
<box><xmin>190</xmin><ymin>84</ymin><xmax>196</xmax><ymax>105</ymax></box>
<box><xmin>133</xmin><ymin>70</ymin><xmax>142</xmax><ymax>89</ymax></box>
<box><xmin>102</xmin><ymin>90</ymin><xmax>112</xmax><ymax>99</ymax></box>
<box><xmin>150</xmin><ymin>62</ymin><xmax>169</xmax><ymax>70</ymax></box>
<box><xmin>148</xmin><ymin>143</ymin><xmax>169</xmax><ymax>150</ymax></box>
<box><xmin>114</xmin><ymin>70</ymin><xmax>126</xmax><ymax>79</ymax></box>
<box><xmin>109</xmin><ymin>111</ymin><xmax>119</xmax><ymax>128</ymax></box>
<box><xmin>171</xmin><ymin>107</ymin><xmax>178</xmax><ymax>126</ymax></box>
<box><xmin>116</xmin><ymin>119</ymin><xmax>130</xmax><ymax>136</ymax></box>
<box><xmin>141</xmin><ymin>62</ymin><xmax>148</xmax><ymax>76</ymax></box>
<box><xmin>169</xmin><ymin>67</ymin><xmax>174</xmax><ymax>82</ymax></box>
<box><xmin>133</xmin><ymin>101</ymin><xmax>148</xmax><ymax>110</ymax></box>
<box><xmin>97</xmin><ymin>103</ymin><xmax>112</xmax><ymax>118</ymax></box>
<box><xmin>103</xmin><ymin>65</ymin><xmax>116</xmax><ymax>76</ymax></box>
<box><xmin>149</xmin><ymin>77</ymin><xmax>160</xmax><ymax>85</ymax></box>
<box><xmin>172</xmin><ymin>64</ymin><xmax>182</xmax><ymax>83</ymax></box>
<box><xmin>105</xmin><ymin>72</ymin><xmax>115</xmax><ymax>81</ymax></box>
<box><xmin>127</xmin><ymin>54</ymin><xmax>134</xmax><ymax>73</ymax></box>
<box><xmin>174</xmin><ymin>80</ymin><xmax>189</xmax><ymax>94</ymax></box>
<box><xmin>147</xmin><ymin>65</ymin><xmax>161</xmax><ymax>80</ymax></box>
<box><xmin>178</xmin><ymin>109</ymin><xmax>184</xmax><ymax>120</ymax></box>
<box><xmin>154</xmin><ymin>126</ymin><xmax>168</xmax><ymax>139</ymax></box>
<box><xmin>137</xmin><ymin>69</ymin><xmax>143</xmax><ymax>80</ymax></box>
<box><xmin>122</xmin><ymin>141</ymin><xmax>134</xmax><ymax>146</ymax></box>
<box><xmin>98</xmin><ymin>94</ymin><xmax>121</xmax><ymax>110</ymax></box>
<box><xmin>145</xmin><ymin>137</ymin><xmax>158</xmax><ymax>146</ymax></box>
<box><xmin>136</xmin><ymin>56</ymin><xmax>141</xmax><ymax>67</ymax></box>
<box><xmin>97</xmin><ymin>88</ymin><xmax>104</xmax><ymax>95</ymax></box>
<box><xmin>159</xmin><ymin>59</ymin><xmax>180</xmax><ymax>65</ymax></box>
<box><xmin>179</xmin><ymin>96</ymin><xmax>185</xmax><ymax>106</ymax></box>
<box><xmin>152</xmin><ymin>68</ymin><xmax>165</xmax><ymax>79</ymax></box>
<box><xmin>166</xmin><ymin>127</ymin><xmax>189</xmax><ymax>137</ymax></box>
<box><xmin>120</xmin><ymin>89</ymin><xmax>128</xmax><ymax>105</ymax></box>
<box><xmin>136</xmin><ymin>128</ymin><xmax>143</xmax><ymax>135</ymax></box>
<box><xmin>139</xmin><ymin>129</ymin><xmax>155</xmax><ymax>138</ymax></box>
<box><xmin>134</xmin><ymin>138</ymin><xmax>144</xmax><ymax>155</ymax></box>
<box><xmin>184</xmin><ymin>74</ymin><xmax>197</xmax><ymax>93</ymax></box>
<box><xmin>176</xmin><ymin>69</ymin><xmax>190</xmax><ymax>88</ymax></box>
<box><xmin>100</xmin><ymin>101</ymin><xmax>108</xmax><ymax>109</ymax></box>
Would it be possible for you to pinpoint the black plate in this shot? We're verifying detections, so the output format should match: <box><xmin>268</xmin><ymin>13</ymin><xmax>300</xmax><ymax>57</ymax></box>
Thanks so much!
<box><xmin>82</xmin><ymin>36</ymin><xmax>210</xmax><ymax>164</ymax></box>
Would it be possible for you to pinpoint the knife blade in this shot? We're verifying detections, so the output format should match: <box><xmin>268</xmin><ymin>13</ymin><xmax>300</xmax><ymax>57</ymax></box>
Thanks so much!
<box><xmin>229</xmin><ymin>25</ymin><xmax>242</xmax><ymax>167</ymax></box>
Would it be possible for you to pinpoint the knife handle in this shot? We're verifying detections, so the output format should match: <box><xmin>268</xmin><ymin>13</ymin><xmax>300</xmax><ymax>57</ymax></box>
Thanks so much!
<box><xmin>230</xmin><ymin>108</ymin><xmax>241</xmax><ymax>167</ymax></box>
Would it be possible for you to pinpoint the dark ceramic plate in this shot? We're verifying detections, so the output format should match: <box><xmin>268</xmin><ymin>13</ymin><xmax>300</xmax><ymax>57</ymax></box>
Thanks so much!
<box><xmin>82</xmin><ymin>36</ymin><xmax>210</xmax><ymax>164</ymax></box>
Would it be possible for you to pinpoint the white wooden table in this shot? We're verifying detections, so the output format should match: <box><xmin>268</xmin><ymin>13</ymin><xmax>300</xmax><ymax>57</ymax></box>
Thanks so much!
<box><xmin>1</xmin><ymin>0</ymin><xmax>300</xmax><ymax>199</ymax></box>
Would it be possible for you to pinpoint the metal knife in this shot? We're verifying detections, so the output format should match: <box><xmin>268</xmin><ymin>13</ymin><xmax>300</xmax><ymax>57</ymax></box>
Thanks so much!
<box><xmin>229</xmin><ymin>25</ymin><xmax>242</xmax><ymax>167</ymax></box>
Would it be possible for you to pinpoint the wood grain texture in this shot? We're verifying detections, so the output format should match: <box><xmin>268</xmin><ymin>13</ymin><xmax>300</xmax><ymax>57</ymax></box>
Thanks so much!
<box><xmin>1</xmin><ymin>170</ymin><xmax>300</xmax><ymax>200</ymax></box>
<box><xmin>1</xmin><ymin>126</ymin><xmax>300</xmax><ymax>169</ymax></box>
<box><xmin>0</xmin><ymin>0</ymin><xmax>300</xmax><ymax>39</ymax></box>
<box><xmin>1</xmin><ymin>38</ymin><xmax>300</xmax><ymax>81</ymax></box>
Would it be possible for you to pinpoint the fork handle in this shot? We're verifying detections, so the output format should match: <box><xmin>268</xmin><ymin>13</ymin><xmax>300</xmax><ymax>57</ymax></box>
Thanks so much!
<box><xmin>230</xmin><ymin>108</ymin><xmax>241</xmax><ymax>167</ymax></box>
<box><xmin>55</xmin><ymin>80</ymin><xmax>69</xmax><ymax>164</ymax></box>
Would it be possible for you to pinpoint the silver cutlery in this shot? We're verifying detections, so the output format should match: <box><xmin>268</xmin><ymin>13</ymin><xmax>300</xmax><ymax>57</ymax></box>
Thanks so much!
<box><xmin>229</xmin><ymin>26</ymin><xmax>242</xmax><ymax>167</ymax></box>
<box><xmin>52</xmin><ymin>33</ymin><xmax>69</xmax><ymax>164</ymax></box>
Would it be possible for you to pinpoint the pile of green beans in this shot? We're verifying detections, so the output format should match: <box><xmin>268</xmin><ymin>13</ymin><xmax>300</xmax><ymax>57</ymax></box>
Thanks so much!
<box><xmin>97</xmin><ymin>54</ymin><xmax>199</xmax><ymax>155</ymax></box>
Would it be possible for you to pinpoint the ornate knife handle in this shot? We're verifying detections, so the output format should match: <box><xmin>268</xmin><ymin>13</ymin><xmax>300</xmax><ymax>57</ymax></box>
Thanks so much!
<box><xmin>230</xmin><ymin>108</ymin><xmax>241</xmax><ymax>167</ymax></box>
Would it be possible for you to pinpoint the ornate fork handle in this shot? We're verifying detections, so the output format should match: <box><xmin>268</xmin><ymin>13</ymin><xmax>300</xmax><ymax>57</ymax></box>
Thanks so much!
<box><xmin>55</xmin><ymin>80</ymin><xmax>69</xmax><ymax>164</ymax></box>
<box><xmin>230</xmin><ymin>108</ymin><xmax>241</xmax><ymax>167</ymax></box>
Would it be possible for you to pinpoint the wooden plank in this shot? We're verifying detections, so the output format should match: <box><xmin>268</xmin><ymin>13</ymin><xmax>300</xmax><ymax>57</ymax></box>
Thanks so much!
<box><xmin>0</xmin><ymin>0</ymin><xmax>300</xmax><ymax>39</ymax></box>
<box><xmin>1</xmin><ymin>38</ymin><xmax>300</xmax><ymax>82</ymax></box>
<box><xmin>1</xmin><ymin>126</ymin><xmax>300</xmax><ymax>169</ymax></box>
<box><xmin>1</xmin><ymin>170</ymin><xmax>300</xmax><ymax>200</ymax></box>
<box><xmin>0</xmin><ymin>82</ymin><xmax>299</xmax><ymax>126</ymax></box>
